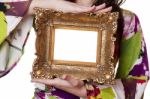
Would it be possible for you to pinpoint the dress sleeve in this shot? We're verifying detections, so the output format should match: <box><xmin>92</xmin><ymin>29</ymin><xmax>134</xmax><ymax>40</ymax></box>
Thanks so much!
<box><xmin>0</xmin><ymin>0</ymin><xmax>33</xmax><ymax>77</ymax></box>
<box><xmin>86</xmin><ymin>11</ymin><xmax>149</xmax><ymax>99</ymax></box>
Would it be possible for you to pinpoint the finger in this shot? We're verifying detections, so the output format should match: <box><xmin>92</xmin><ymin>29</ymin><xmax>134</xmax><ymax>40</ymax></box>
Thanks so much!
<box><xmin>94</xmin><ymin>3</ymin><xmax>106</xmax><ymax>12</ymax></box>
<box><xmin>32</xmin><ymin>78</ymin><xmax>72</xmax><ymax>88</ymax></box>
<box><xmin>95</xmin><ymin>6</ymin><xmax>112</xmax><ymax>14</ymax></box>
<box><xmin>76</xmin><ymin>5</ymin><xmax>96</xmax><ymax>13</ymax></box>
<box><xmin>31</xmin><ymin>79</ymin><xmax>55</xmax><ymax>85</ymax></box>
<box><xmin>65</xmin><ymin>75</ymin><xmax>79</xmax><ymax>87</ymax></box>
<box><xmin>61</xmin><ymin>74</ymin><xmax>83</xmax><ymax>87</ymax></box>
<box><xmin>65</xmin><ymin>75</ymin><xmax>84</xmax><ymax>87</ymax></box>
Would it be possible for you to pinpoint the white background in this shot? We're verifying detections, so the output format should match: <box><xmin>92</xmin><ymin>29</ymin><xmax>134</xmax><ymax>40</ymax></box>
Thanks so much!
<box><xmin>54</xmin><ymin>29</ymin><xmax>97</xmax><ymax>62</ymax></box>
<box><xmin>0</xmin><ymin>0</ymin><xmax>150</xmax><ymax>99</ymax></box>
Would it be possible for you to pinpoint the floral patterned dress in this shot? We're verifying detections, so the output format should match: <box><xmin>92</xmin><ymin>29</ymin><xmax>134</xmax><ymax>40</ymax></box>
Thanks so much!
<box><xmin>0</xmin><ymin>0</ymin><xmax>149</xmax><ymax>99</ymax></box>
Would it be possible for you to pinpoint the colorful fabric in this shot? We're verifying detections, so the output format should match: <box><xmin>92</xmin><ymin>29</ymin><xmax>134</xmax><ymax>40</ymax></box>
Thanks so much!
<box><xmin>0</xmin><ymin>1</ymin><xmax>149</xmax><ymax>99</ymax></box>
<box><xmin>86</xmin><ymin>9</ymin><xmax>149</xmax><ymax>99</ymax></box>
<box><xmin>0</xmin><ymin>0</ymin><xmax>33</xmax><ymax>75</ymax></box>
<box><xmin>34</xmin><ymin>87</ymin><xmax>80</xmax><ymax>99</ymax></box>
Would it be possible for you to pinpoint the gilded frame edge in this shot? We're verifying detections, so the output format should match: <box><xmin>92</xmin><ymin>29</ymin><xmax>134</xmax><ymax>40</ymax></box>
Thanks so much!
<box><xmin>31</xmin><ymin>8</ymin><xmax>119</xmax><ymax>84</ymax></box>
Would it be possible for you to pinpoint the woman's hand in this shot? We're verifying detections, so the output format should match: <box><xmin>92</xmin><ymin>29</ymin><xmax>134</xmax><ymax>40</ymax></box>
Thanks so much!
<box><xmin>32</xmin><ymin>74</ymin><xmax>87</xmax><ymax>98</ymax></box>
<box><xmin>28</xmin><ymin>0</ymin><xmax>94</xmax><ymax>15</ymax></box>
<box><xmin>28</xmin><ymin>0</ymin><xmax>112</xmax><ymax>15</ymax></box>
<box><xmin>94</xmin><ymin>4</ymin><xmax>112</xmax><ymax>14</ymax></box>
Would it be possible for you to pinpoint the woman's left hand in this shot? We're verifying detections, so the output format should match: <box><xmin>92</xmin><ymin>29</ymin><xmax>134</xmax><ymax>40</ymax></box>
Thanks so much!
<box><xmin>31</xmin><ymin>74</ymin><xmax>87</xmax><ymax>98</ymax></box>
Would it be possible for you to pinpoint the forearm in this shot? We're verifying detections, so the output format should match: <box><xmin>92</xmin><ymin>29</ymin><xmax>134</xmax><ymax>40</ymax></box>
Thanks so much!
<box><xmin>27</xmin><ymin>0</ymin><xmax>64</xmax><ymax>15</ymax></box>
<box><xmin>27</xmin><ymin>0</ymin><xmax>100</xmax><ymax>16</ymax></box>
<box><xmin>28</xmin><ymin>0</ymin><xmax>83</xmax><ymax>15</ymax></box>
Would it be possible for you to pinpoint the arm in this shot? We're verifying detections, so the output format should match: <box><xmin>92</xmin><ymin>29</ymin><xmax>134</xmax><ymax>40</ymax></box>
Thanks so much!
<box><xmin>27</xmin><ymin>0</ymin><xmax>113</xmax><ymax>15</ymax></box>
<box><xmin>27</xmin><ymin>0</ymin><xmax>96</xmax><ymax>15</ymax></box>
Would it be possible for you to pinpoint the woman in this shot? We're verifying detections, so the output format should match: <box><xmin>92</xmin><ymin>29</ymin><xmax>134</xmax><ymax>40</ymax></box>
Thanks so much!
<box><xmin>0</xmin><ymin>0</ymin><xmax>149</xmax><ymax>99</ymax></box>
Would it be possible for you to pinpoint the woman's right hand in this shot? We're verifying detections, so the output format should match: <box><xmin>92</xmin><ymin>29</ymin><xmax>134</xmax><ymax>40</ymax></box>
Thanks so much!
<box><xmin>28</xmin><ymin>0</ymin><xmax>111</xmax><ymax>15</ymax></box>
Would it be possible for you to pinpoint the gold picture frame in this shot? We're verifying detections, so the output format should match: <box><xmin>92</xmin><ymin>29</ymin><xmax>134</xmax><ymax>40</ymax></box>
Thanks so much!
<box><xmin>31</xmin><ymin>8</ymin><xmax>119</xmax><ymax>84</ymax></box>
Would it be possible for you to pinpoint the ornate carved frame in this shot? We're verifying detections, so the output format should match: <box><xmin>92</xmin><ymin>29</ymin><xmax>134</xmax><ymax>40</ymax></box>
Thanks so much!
<box><xmin>31</xmin><ymin>8</ymin><xmax>119</xmax><ymax>84</ymax></box>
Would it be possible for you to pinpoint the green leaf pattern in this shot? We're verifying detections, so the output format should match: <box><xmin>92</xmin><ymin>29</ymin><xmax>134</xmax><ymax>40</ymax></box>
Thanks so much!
<box><xmin>116</xmin><ymin>32</ymin><xmax>142</xmax><ymax>78</ymax></box>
